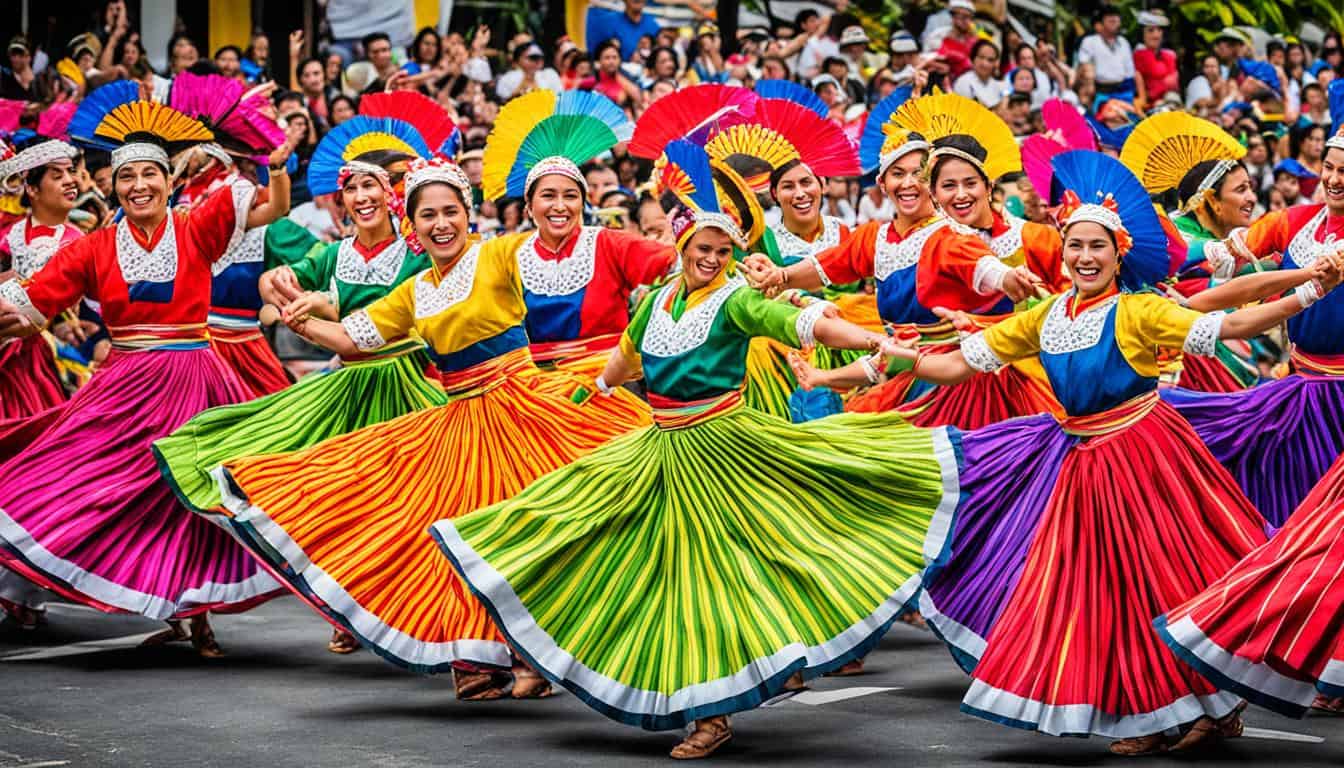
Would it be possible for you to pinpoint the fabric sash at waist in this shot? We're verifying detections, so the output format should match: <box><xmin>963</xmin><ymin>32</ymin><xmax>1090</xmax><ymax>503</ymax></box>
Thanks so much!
<box><xmin>427</xmin><ymin>325</ymin><xmax>529</xmax><ymax>374</ymax></box>
<box><xmin>649</xmin><ymin>390</ymin><xmax>743</xmax><ymax>430</ymax></box>
<box><xmin>529</xmin><ymin>332</ymin><xmax>622</xmax><ymax>364</ymax></box>
<box><xmin>207</xmin><ymin>307</ymin><xmax>261</xmax><ymax>329</ymax></box>
<box><xmin>339</xmin><ymin>337</ymin><xmax>427</xmax><ymax>366</ymax></box>
<box><xmin>1057</xmin><ymin>391</ymin><xmax>1160</xmax><ymax>437</ymax></box>
<box><xmin>1291</xmin><ymin>348</ymin><xmax>1344</xmax><ymax>377</ymax></box>
<box><xmin>436</xmin><ymin>346</ymin><xmax>535</xmax><ymax>398</ymax></box>
<box><xmin>109</xmin><ymin>323</ymin><xmax>210</xmax><ymax>351</ymax></box>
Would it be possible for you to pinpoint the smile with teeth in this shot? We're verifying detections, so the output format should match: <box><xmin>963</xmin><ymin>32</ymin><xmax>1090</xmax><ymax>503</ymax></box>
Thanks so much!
<box><xmin>1075</xmin><ymin>266</ymin><xmax>1101</xmax><ymax>277</ymax></box>
<box><xmin>128</xmin><ymin>193</ymin><xmax>153</xmax><ymax>206</ymax></box>
<box><xmin>429</xmin><ymin>231</ymin><xmax>456</xmax><ymax>245</ymax></box>
<box><xmin>354</xmin><ymin>205</ymin><xmax>378</xmax><ymax>218</ymax></box>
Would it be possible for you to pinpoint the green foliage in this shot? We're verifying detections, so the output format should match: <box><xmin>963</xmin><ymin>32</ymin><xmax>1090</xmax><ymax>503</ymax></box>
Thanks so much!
<box><xmin>1176</xmin><ymin>0</ymin><xmax>1342</xmax><ymax>40</ymax></box>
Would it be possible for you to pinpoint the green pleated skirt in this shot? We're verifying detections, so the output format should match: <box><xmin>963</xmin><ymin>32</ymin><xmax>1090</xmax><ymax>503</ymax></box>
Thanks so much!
<box><xmin>432</xmin><ymin>402</ymin><xmax>962</xmax><ymax>730</ymax></box>
<box><xmin>153</xmin><ymin>341</ymin><xmax>446</xmax><ymax>512</ymax></box>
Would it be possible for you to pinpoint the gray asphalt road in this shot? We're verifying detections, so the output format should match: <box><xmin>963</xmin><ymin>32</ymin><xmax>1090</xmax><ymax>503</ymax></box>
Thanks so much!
<box><xmin>1</xmin><ymin>597</ymin><xmax>1340</xmax><ymax>768</ymax></box>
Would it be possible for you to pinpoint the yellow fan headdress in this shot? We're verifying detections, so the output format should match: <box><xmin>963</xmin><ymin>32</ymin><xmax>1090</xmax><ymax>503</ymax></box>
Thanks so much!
<box><xmin>891</xmin><ymin>90</ymin><xmax>1021</xmax><ymax>180</ymax></box>
<box><xmin>1120</xmin><ymin>111</ymin><xmax>1246</xmax><ymax>212</ymax></box>
<box><xmin>69</xmin><ymin>81</ymin><xmax>213</xmax><ymax>172</ymax></box>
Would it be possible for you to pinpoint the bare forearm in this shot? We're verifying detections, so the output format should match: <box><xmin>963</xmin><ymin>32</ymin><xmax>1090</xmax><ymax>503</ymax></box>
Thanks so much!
<box><xmin>812</xmin><ymin>316</ymin><xmax>884</xmax><ymax>351</ymax></box>
<box><xmin>599</xmin><ymin>347</ymin><xmax>641</xmax><ymax>387</ymax></box>
<box><xmin>911</xmin><ymin>350</ymin><xmax>978</xmax><ymax>385</ymax></box>
<box><xmin>1217</xmin><ymin>294</ymin><xmax>1309</xmax><ymax>340</ymax></box>
<box><xmin>248</xmin><ymin>170</ymin><xmax>293</xmax><ymax>227</ymax></box>
<box><xmin>296</xmin><ymin>317</ymin><xmax>359</xmax><ymax>356</ymax></box>
<box><xmin>1185</xmin><ymin>268</ymin><xmax>1306</xmax><ymax>312</ymax></box>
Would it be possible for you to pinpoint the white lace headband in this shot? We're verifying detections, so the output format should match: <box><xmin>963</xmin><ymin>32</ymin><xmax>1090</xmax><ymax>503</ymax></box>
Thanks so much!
<box><xmin>111</xmin><ymin>142</ymin><xmax>170</xmax><ymax>173</ymax></box>
<box><xmin>405</xmin><ymin>162</ymin><xmax>473</xmax><ymax>203</ymax></box>
<box><xmin>1180</xmin><ymin>159</ymin><xmax>1238</xmax><ymax>214</ymax></box>
<box><xmin>8</xmin><ymin>140</ymin><xmax>79</xmax><ymax>178</ymax></box>
<box><xmin>1065</xmin><ymin>203</ymin><xmax>1124</xmax><ymax>233</ymax></box>
<box><xmin>878</xmin><ymin>141</ymin><xmax>930</xmax><ymax>179</ymax></box>
<box><xmin>524</xmin><ymin>156</ymin><xmax>586</xmax><ymax>197</ymax></box>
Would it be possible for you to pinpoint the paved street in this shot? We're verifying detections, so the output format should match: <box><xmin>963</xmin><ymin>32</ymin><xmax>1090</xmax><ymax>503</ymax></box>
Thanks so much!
<box><xmin>2</xmin><ymin>597</ymin><xmax>1341</xmax><ymax>768</ymax></box>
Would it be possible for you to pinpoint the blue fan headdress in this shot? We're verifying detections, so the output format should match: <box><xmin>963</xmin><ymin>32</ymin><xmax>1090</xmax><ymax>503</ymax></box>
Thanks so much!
<box><xmin>1053</xmin><ymin>150</ymin><xmax>1170</xmax><ymax>291</ymax></box>
<box><xmin>755</xmin><ymin>79</ymin><xmax>829</xmax><ymax>119</ymax></box>
<box><xmin>306</xmin><ymin>115</ymin><xmax>433</xmax><ymax>196</ymax></box>
<box><xmin>660</xmin><ymin>139</ymin><xmax>763</xmax><ymax>251</ymax></box>
<box><xmin>857</xmin><ymin>85</ymin><xmax>919</xmax><ymax>178</ymax></box>
<box><xmin>1328</xmin><ymin>79</ymin><xmax>1344</xmax><ymax>154</ymax></box>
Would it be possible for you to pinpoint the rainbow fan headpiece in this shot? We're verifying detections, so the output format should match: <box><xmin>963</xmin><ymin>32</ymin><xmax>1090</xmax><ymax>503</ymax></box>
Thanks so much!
<box><xmin>1119</xmin><ymin>111</ymin><xmax>1245</xmax><ymax>213</ymax></box>
<box><xmin>890</xmin><ymin>90</ymin><xmax>1020</xmax><ymax>181</ymax></box>
<box><xmin>68</xmin><ymin>81</ymin><xmax>213</xmax><ymax>172</ymax></box>
<box><xmin>1053</xmin><ymin>150</ymin><xmax>1171</xmax><ymax>291</ymax></box>
<box><xmin>660</xmin><ymin>139</ymin><xmax>763</xmax><ymax>251</ymax></box>
<box><xmin>482</xmin><ymin>90</ymin><xmax>632</xmax><ymax>200</ymax></box>
<box><xmin>307</xmin><ymin>115</ymin><xmax>432</xmax><ymax>196</ymax></box>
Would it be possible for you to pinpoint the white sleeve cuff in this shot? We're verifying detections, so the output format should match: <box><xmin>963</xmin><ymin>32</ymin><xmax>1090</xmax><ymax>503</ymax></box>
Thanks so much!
<box><xmin>961</xmin><ymin>332</ymin><xmax>1005</xmax><ymax>372</ymax></box>
<box><xmin>0</xmin><ymin>280</ymin><xmax>47</xmax><ymax>327</ymax></box>
<box><xmin>794</xmin><ymin>300</ymin><xmax>836</xmax><ymax>347</ymax></box>
<box><xmin>806</xmin><ymin>255</ymin><xmax>833</xmax><ymax>287</ymax></box>
<box><xmin>1182</xmin><ymin>311</ymin><xmax>1225</xmax><ymax>356</ymax></box>
<box><xmin>341</xmin><ymin>310</ymin><xmax>387</xmax><ymax>351</ymax></box>
<box><xmin>972</xmin><ymin>256</ymin><xmax>1013</xmax><ymax>296</ymax></box>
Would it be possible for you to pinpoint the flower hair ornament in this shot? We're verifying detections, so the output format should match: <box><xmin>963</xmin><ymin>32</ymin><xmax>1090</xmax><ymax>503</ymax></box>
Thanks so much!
<box><xmin>1059</xmin><ymin>190</ymin><xmax>1133</xmax><ymax>259</ymax></box>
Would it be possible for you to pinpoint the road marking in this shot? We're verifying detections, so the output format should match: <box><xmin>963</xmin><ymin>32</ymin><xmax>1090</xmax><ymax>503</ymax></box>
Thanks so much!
<box><xmin>0</xmin><ymin>632</ymin><xmax>161</xmax><ymax>662</ymax></box>
<box><xmin>16</xmin><ymin>761</ymin><xmax>71</xmax><ymax>767</ymax></box>
<box><xmin>787</xmin><ymin>686</ymin><xmax>902</xmax><ymax>706</ymax></box>
<box><xmin>1242</xmin><ymin>727</ymin><xmax>1325</xmax><ymax>743</ymax></box>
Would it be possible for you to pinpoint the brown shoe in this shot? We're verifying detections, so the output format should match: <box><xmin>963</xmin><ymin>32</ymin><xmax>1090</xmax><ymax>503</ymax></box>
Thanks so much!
<box><xmin>510</xmin><ymin>668</ymin><xmax>555</xmax><ymax>699</ymax></box>
<box><xmin>1168</xmin><ymin>717</ymin><xmax>1219</xmax><ymax>753</ymax></box>
<box><xmin>1108</xmin><ymin>734</ymin><xmax>1169</xmax><ymax>756</ymax></box>
<box><xmin>1312</xmin><ymin>695</ymin><xmax>1344</xmax><ymax>714</ymax></box>
<box><xmin>327</xmin><ymin>628</ymin><xmax>361</xmax><ymax>654</ymax></box>
<box><xmin>825</xmin><ymin>659</ymin><xmax>865</xmax><ymax>677</ymax></box>
<box><xmin>141</xmin><ymin>620</ymin><xmax>189</xmax><ymax>647</ymax></box>
<box><xmin>189</xmin><ymin>615</ymin><xmax>225</xmax><ymax>659</ymax></box>
<box><xmin>670</xmin><ymin>716</ymin><xmax>732</xmax><ymax>760</ymax></box>
<box><xmin>453</xmin><ymin>669</ymin><xmax>508</xmax><ymax>701</ymax></box>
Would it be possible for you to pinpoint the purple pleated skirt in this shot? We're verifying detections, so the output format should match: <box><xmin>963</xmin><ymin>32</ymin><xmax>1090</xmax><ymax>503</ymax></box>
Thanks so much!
<box><xmin>0</xmin><ymin>346</ymin><xmax>282</xmax><ymax>620</ymax></box>
<box><xmin>1162</xmin><ymin>374</ymin><xmax>1344</xmax><ymax>529</ymax></box>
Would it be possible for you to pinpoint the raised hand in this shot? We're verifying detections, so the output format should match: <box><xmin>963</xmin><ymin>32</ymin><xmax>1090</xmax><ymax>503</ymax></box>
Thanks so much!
<box><xmin>787</xmin><ymin>350</ymin><xmax>824</xmax><ymax>391</ymax></box>
<box><xmin>932</xmin><ymin>305</ymin><xmax>977</xmax><ymax>333</ymax></box>
<box><xmin>1001</xmin><ymin>265</ymin><xmax>1045</xmax><ymax>302</ymax></box>
<box><xmin>289</xmin><ymin>30</ymin><xmax>305</xmax><ymax>59</ymax></box>
<box><xmin>269</xmin><ymin>266</ymin><xmax>304</xmax><ymax>303</ymax></box>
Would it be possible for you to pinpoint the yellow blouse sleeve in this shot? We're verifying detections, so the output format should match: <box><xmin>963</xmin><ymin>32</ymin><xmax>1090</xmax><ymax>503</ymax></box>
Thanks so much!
<box><xmin>1115</xmin><ymin>293</ymin><xmax>1224</xmax><ymax>377</ymax></box>
<box><xmin>361</xmin><ymin>273</ymin><xmax>418</xmax><ymax>342</ymax></box>
<box><xmin>966</xmin><ymin>296</ymin><xmax>1055</xmax><ymax>370</ymax></box>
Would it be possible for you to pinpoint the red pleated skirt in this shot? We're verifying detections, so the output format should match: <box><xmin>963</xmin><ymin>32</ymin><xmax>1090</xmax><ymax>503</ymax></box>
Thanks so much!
<box><xmin>846</xmin><ymin>359</ymin><xmax>1058</xmax><ymax>431</ymax></box>
<box><xmin>210</xmin><ymin>327</ymin><xmax>291</xmax><ymax>398</ymax></box>
<box><xmin>0</xmin><ymin>335</ymin><xmax>66</xmax><ymax>419</ymax></box>
<box><xmin>962</xmin><ymin>402</ymin><xmax>1267</xmax><ymax>737</ymax></box>
<box><xmin>1174</xmin><ymin>352</ymin><xmax>1249</xmax><ymax>394</ymax></box>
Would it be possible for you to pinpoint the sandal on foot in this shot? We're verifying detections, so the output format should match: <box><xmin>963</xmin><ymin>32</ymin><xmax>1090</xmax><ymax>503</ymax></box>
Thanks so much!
<box><xmin>141</xmin><ymin>621</ymin><xmax>189</xmax><ymax>647</ymax></box>
<box><xmin>670</xmin><ymin>717</ymin><xmax>732</xmax><ymax>760</ymax></box>
<box><xmin>1108</xmin><ymin>734</ymin><xmax>1168</xmax><ymax>756</ymax></box>
<box><xmin>1169</xmin><ymin>717</ymin><xmax>1220</xmax><ymax>753</ymax></box>
<box><xmin>453</xmin><ymin>669</ymin><xmax>508</xmax><ymax>701</ymax></box>
<box><xmin>190</xmin><ymin>618</ymin><xmax>225</xmax><ymax>659</ymax></box>
<box><xmin>327</xmin><ymin>628</ymin><xmax>361</xmax><ymax>654</ymax></box>
<box><xmin>511</xmin><ymin>669</ymin><xmax>554</xmax><ymax>699</ymax></box>
<box><xmin>898</xmin><ymin>611</ymin><xmax>929</xmax><ymax>631</ymax></box>
<box><xmin>7</xmin><ymin>605</ymin><xmax>46</xmax><ymax>631</ymax></box>
<box><xmin>825</xmin><ymin>659</ymin><xmax>865</xmax><ymax>677</ymax></box>
<box><xmin>1216</xmin><ymin>703</ymin><xmax>1246</xmax><ymax>738</ymax></box>
<box><xmin>1312</xmin><ymin>695</ymin><xmax>1344</xmax><ymax>715</ymax></box>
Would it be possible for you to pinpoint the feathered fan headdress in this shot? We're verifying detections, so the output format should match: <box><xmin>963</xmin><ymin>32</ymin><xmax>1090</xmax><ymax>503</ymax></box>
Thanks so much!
<box><xmin>359</xmin><ymin>91</ymin><xmax>461</xmax><ymax>158</ymax></box>
<box><xmin>888</xmin><ymin>90</ymin><xmax>1020</xmax><ymax>181</ymax></box>
<box><xmin>482</xmin><ymin>90</ymin><xmax>632</xmax><ymax>200</ymax></box>
<box><xmin>1053</xmin><ymin>150</ymin><xmax>1173</xmax><ymax>291</ymax></box>
<box><xmin>660</xmin><ymin>139</ymin><xmax>764</xmax><ymax>251</ymax></box>
<box><xmin>1120</xmin><ymin>112</ymin><xmax>1245</xmax><ymax>213</ymax></box>
<box><xmin>307</xmin><ymin>115</ymin><xmax>432</xmax><ymax>196</ymax></box>
<box><xmin>168</xmin><ymin>71</ymin><xmax>286</xmax><ymax>158</ymax></box>
<box><xmin>69</xmin><ymin>81</ymin><xmax>213</xmax><ymax>171</ymax></box>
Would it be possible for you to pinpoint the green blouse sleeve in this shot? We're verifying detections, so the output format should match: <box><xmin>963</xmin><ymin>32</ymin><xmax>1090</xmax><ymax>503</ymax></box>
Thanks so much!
<box><xmin>287</xmin><ymin>242</ymin><xmax>337</xmax><ymax>292</ymax></box>
<box><xmin>722</xmin><ymin>286</ymin><xmax>805</xmax><ymax>347</ymax></box>
<box><xmin>264</xmin><ymin>218</ymin><xmax>324</xmax><ymax>268</ymax></box>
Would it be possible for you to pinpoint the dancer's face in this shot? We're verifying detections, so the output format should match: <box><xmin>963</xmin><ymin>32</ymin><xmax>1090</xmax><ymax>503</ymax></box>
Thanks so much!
<box><xmin>1211</xmin><ymin>167</ymin><xmax>1256</xmax><ymax>230</ymax></box>
<box><xmin>29</xmin><ymin>159</ymin><xmax>79</xmax><ymax>215</ymax></box>
<box><xmin>115</xmin><ymin>161</ymin><xmax>169</xmax><ymax>225</ymax></box>
<box><xmin>1063</xmin><ymin>220</ymin><xmax>1119</xmax><ymax>299</ymax></box>
<box><xmin>1322</xmin><ymin>147</ymin><xmax>1344</xmax><ymax>215</ymax></box>
<box><xmin>341</xmin><ymin>173</ymin><xmax>390</xmax><ymax>234</ymax></box>
<box><xmin>931</xmin><ymin>157</ymin><xmax>991</xmax><ymax>228</ymax></box>
<box><xmin>882</xmin><ymin>150</ymin><xmax>932</xmax><ymax>220</ymax></box>
<box><xmin>528</xmin><ymin>175</ymin><xmax>583</xmax><ymax>245</ymax></box>
<box><xmin>773</xmin><ymin>163</ymin><xmax>822</xmax><ymax>231</ymax></box>
<box><xmin>680</xmin><ymin>227</ymin><xmax>733</xmax><ymax>291</ymax></box>
<box><xmin>411</xmin><ymin>183</ymin><xmax>471</xmax><ymax>264</ymax></box>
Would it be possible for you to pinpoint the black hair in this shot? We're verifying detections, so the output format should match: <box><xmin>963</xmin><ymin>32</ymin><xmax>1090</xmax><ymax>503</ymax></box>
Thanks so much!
<box><xmin>1290</xmin><ymin>122</ymin><xmax>1325</xmax><ymax>160</ymax></box>
<box><xmin>593</xmin><ymin>39</ymin><xmax>621</xmax><ymax>62</ymax></box>
<box><xmin>346</xmin><ymin>149</ymin><xmax>413</xmax><ymax>187</ymax></box>
<box><xmin>1176</xmin><ymin>159</ymin><xmax>1247</xmax><ymax>210</ymax></box>
<box><xmin>825</xmin><ymin>12</ymin><xmax>859</xmax><ymax>39</ymax></box>
<box><xmin>84</xmin><ymin>150</ymin><xmax>110</xmax><ymax>175</ymax></box>
<box><xmin>768</xmin><ymin>158</ymin><xmax>817</xmax><ymax>197</ymax></box>
<box><xmin>928</xmin><ymin>134</ymin><xmax>989</xmax><ymax>186</ymax></box>
<box><xmin>793</xmin><ymin>9</ymin><xmax>819</xmax><ymax>30</ymax></box>
<box><xmin>410</xmin><ymin>27</ymin><xmax>441</xmax><ymax>65</ymax></box>
<box><xmin>1007</xmin><ymin>92</ymin><xmax>1032</xmax><ymax>108</ymax></box>
<box><xmin>1096</xmin><ymin>5</ymin><xmax>1122</xmax><ymax>21</ymax></box>
<box><xmin>647</xmin><ymin>45</ymin><xmax>679</xmax><ymax>74</ymax></box>
<box><xmin>362</xmin><ymin>32</ymin><xmax>391</xmax><ymax>52</ymax></box>
<box><xmin>822</xmin><ymin>56</ymin><xmax>848</xmax><ymax>72</ymax></box>
<box><xmin>328</xmin><ymin>93</ymin><xmax>357</xmax><ymax>116</ymax></box>
<box><xmin>167</xmin><ymin>33</ymin><xmax>201</xmax><ymax>64</ymax></box>
<box><xmin>969</xmin><ymin>39</ymin><xmax>999</xmax><ymax>63</ymax></box>
<box><xmin>406</xmin><ymin>180</ymin><xmax>468</xmax><ymax>217</ymax></box>
<box><xmin>1011</xmin><ymin>66</ymin><xmax>1038</xmax><ymax>92</ymax></box>
<box><xmin>297</xmin><ymin>56</ymin><xmax>325</xmax><ymax>81</ymax></box>
<box><xmin>213</xmin><ymin>45</ymin><xmax>243</xmax><ymax>61</ymax></box>
<box><xmin>273</xmin><ymin>89</ymin><xmax>304</xmax><ymax>108</ymax></box>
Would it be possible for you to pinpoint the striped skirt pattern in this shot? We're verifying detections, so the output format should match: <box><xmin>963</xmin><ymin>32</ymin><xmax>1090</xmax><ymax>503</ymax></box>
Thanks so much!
<box><xmin>433</xmin><ymin>402</ymin><xmax>962</xmax><ymax>730</ymax></box>
<box><xmin>154</xmin><ymin>341</ymin><xmax>446</xmax><ymax>513</ymax></box>
<box><xmin>209</xmin><ymin>326</ymin><xmax>292</xmax><ymax>398</ymax></box>
<box><xmin>215</xmin><ymin>355</ymin><xmax>649</xmax><ymax>673</ymax></box>
<box><xmin>0</xmin><ymin>335</ymin><xmax>66</xmax><ymax>419</ymax></box>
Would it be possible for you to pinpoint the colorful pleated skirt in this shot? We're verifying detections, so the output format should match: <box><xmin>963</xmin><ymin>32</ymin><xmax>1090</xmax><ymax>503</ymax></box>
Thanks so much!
<box><xmin>1162</xmin><ymin>353</ymin><xmax>1344</xmax><ymax>528</ymax></box>
<box><xmin>433</xmin><ymin>391</ymin><xmax>963</xmax><ymax>730</ymax></box>
<box><xmin>0</xmin><ymin>342</ymin><xmax>281</xmax><ymax>619</ymax></box>
<box><xmin>154</xmin><ymin>338</ymin><xmax>445</xmax><ymax>513</ymax></box>
<box><xmin>1168</xmin><ymin>343</ymin><xmax>1257</xmax><ymax>393</ymax></box>
<box><xmin>208</xmin><ymin>320</ymin><xmax>292</xmax><ymax>398</ymax></box>
<box><xmin>213</xmin><ymin>348</ymin><xmax>649</xmax><ymax>673</ymax></box>
<box><xmin>1156</xmin><ymin>454</ymin><xmax>1344</xmax><ymax>717</ymax></box>
<box><xmin>0</xmin><ymin>335</ymin><xmax>66</xmax><ymax>419</ymax></box>
<box><xmin>918</xmin><ymin>395</ymin><xmax>1266</xmax><ymax>738</ymax></box>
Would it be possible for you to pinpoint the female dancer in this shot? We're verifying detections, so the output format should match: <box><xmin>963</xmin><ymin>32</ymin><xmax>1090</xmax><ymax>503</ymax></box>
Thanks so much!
<box><xmin>1163</xmin><ymin>135</ymin><xmax>1344</xmax><ymax>527</ymax></box>
<box><xmin>0</xmin><ymin>137</ymin><xmax>84</xmax><ymax>418</ymax></box>
<box><xmin>821</xmin><ymin>150</ymin><xmax>1337</xmax><ymax>755</ymax></box>
<box><xmin>432</xmin><ymin>141</ymin><xmax>963</xmax><ymax>759</ymax></box>
<box><xmin>211</xmin><ymin>157</ymin><xmax>648</xmax><ymax>698</ymax></box>
<box><xmin>743</xmin><ymin>124</ymin><xmax>1054</xmax><ymax>430</ymax></box>
<box><xmin>481</xmin><ymin>90</ymin><xmax>675</xmax><ymax>374</ymax></box>
<box><xmin>1120</xmin><ymin>111</ymin><xmax>1261</xmax><ymax>391</ymax></box>
<box><xmin>0</xmin><ymin>90</ymin><xmax>293</xmax><ymax>654</ymax></box>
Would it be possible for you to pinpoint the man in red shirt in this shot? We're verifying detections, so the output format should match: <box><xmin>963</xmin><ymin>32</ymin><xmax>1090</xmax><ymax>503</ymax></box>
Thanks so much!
<box><xmin>1132</xmin><ymin>10</ymin><xmax>1178</xmax><ymax>107</ymax></box>
<box><xmin>937</xmin><ymin>0</ymin><xmax>979</xmax><ymax>82</ymax></box>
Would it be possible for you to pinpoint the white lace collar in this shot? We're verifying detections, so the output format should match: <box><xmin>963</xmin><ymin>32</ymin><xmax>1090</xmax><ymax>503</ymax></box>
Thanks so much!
<box><xmin>6</xmin><ymin>218</ymin><xmax>67</xmax><ymax>279</ymax></box>
<box><xmin>212</xmin><ymin>226</ymin><xmax>267</xmax><ymax>276</ymax></box>
<box><xmin>770</xmin><ymin>216</ymin><xmax>842</xmax><ymax>259</ymax></box>
<box><xmin>414</xmin><ymin>244</ymin><xmax>482</xmax><ymax>319</ymax></box>
<box><xmin>518</xmin><ymin>226</ymin><xmax>601</xmax><ymax>297</ymax></box>
<box><xmin>874</xmin><ymin>218</ymin><xmax>948</xmax><ymax>281</ymax></box>
<box><xmin>334</xmin><ymin>236</ymin><xmax>409</xmax><ymax>286</ymax></box>
<box><xmin>641</xmin><ymin>275</ymin><xmax>744</xmax><ymax>357</ymax></box>
<box><xmin>1286</xmin><ymin>207</ymin><xmax>1334</xmax><ymax>269</ymax></box>
<box><xmin>116</xmin><ymin>215</ymin><xmax>179</xmax><ymax>284</ymax></box>
<box><xmin>1039</xmin><ymin>290</ymin><xmax>1120</xmax><ymax>355</ymax></box>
